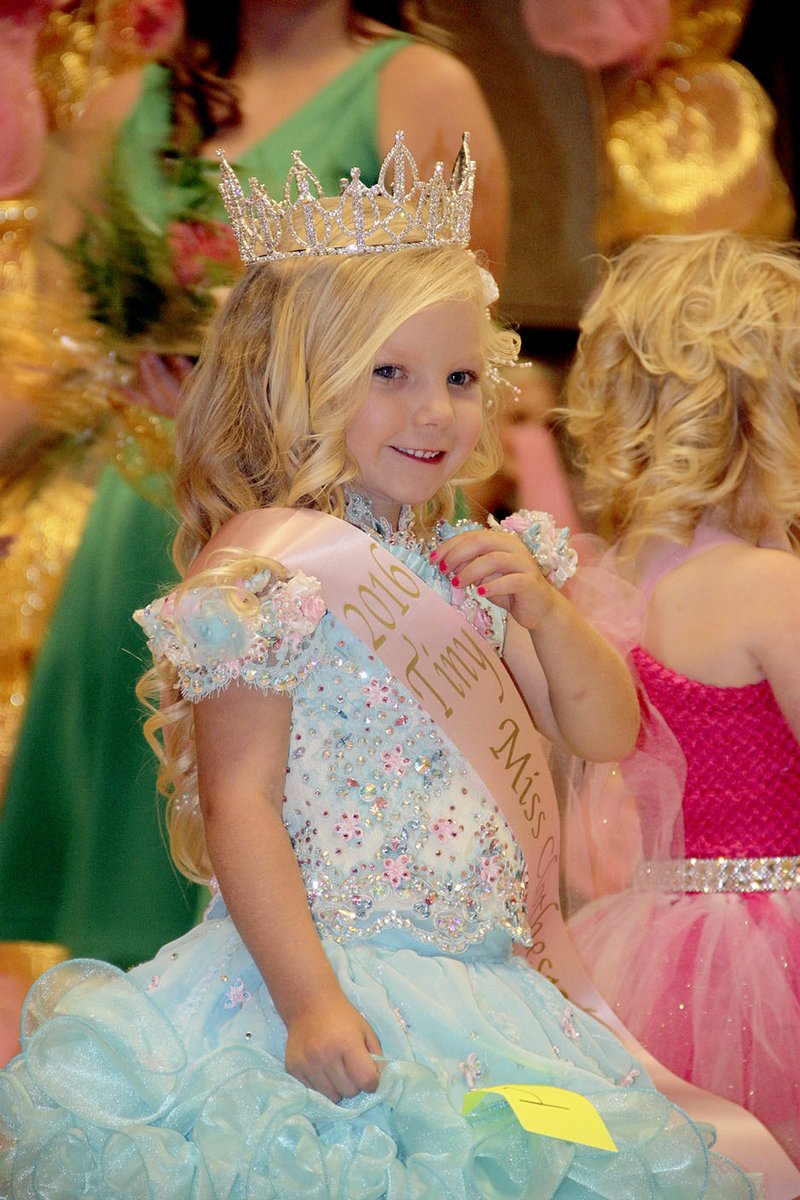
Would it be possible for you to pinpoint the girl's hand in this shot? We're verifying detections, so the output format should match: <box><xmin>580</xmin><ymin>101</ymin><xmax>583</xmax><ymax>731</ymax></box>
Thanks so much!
<box><xmin>284</xmin><ymin>991</ymin><xmax>383</xmax><ymax>1102</ymax></box>
<box><xmin>432</xmin><ymin>528</ymin><xmax>556</xmax><ymax>631</ymax></box>
<box><xmin>433</xmin><ymin>527</ymin><xmax>639</xmax><ymax>759</ymax></box>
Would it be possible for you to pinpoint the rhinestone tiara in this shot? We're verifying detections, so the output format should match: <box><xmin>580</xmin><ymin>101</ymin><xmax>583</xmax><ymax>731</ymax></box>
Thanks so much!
<box><xmin>217</xmin><ymin>130</ymin><xmax>475</xmax><ymax>264</ymax></box>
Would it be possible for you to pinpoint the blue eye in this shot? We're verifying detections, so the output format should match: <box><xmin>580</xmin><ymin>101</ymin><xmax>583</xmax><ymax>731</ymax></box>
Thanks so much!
<box><xmin>448</xmin><ymin>369</ymin><xmax>479</xmax><ymax>388</ymax></box>
<box><xmin>373</xmin><ymin>364</ymin><xmax>402</xmax><ymax>380</ymax></box>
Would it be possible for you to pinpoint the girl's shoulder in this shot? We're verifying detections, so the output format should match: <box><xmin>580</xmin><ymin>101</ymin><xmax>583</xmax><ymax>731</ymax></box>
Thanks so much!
<box><xmin>640</xmin><ymin>540</ymin><xmax>800</xmax><ymax>685</ymax></box>
<box><xmin>188</xmin><ymin>509</ymin><xmax>291</xmax><ymax>577</ymax></box>
<box><xmin>730</xmin><ymin>544</ymin><xmax>800</xmax><ymax>626</ymax></box>
<box><xmin>647</xmin><ymin>538</ymin><xmax>797</xmax><ymax>599</ymax></box>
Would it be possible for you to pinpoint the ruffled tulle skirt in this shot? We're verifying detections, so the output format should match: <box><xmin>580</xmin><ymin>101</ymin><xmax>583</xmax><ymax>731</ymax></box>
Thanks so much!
<box><xmin>0</xmin><ymin>911</ymin><xmax>757</xmax><ymax>1198</ymax></box>
<box><xmin>569</xmin><ymin>887</ymin><xmax>800</xmax><ymax>1168</ymax></box>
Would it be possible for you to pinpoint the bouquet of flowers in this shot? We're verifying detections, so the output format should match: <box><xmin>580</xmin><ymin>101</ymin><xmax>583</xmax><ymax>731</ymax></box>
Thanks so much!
<box><xmin>61</xmin><ymin>154</ymin><xmax>240</xmax><ymax>352</ymax></box>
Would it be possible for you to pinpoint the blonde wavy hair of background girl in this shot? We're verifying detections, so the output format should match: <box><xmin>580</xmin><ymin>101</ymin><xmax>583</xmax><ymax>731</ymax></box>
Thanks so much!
<box><xmin>139</xmin><ymin>245</ymin><xmax>519</xmax><ymax>883</ymax></box>
<box><xmin>565</xmin><ymin>230</ymin><xmax>800</xmax><ymax>565</ymax></box>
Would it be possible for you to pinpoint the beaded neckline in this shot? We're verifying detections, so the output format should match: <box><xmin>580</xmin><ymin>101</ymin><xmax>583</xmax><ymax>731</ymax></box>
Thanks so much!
<box><xmin>344</xmin><ymin>490</ymin><xmax>427</xmax><ymax>553</ymax></box>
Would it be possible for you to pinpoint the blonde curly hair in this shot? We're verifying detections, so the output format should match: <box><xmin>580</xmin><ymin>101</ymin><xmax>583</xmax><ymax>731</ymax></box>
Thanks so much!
<box><xmin>564</xmin><ymin>230</ymin><xmax>800</xmax><ymax>563</ymax></box>
<box><xmin>140</xmin><ymin>245</ymin><xmax>519</xmax><ymax>883</ymax></box>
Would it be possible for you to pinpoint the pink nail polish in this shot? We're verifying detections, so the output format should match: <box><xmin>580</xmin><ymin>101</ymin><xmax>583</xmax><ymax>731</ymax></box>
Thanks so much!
<box><xmin>451</xmin><ymin>575</ymin><xmax>460</xmax><ymax>588</ymax></box>
<box><xmin>477</xmin><ymin>586</ymin><xmax>486</xmax><ymax>596</ymax></box>
<box><xmin>429</xmin><ymin>550</ymin><xmax>439</xmax><ymax>561</ymax></box>
<box><xmin>439</xmin><ymin>560</ymin><xmax>448</xmax><ymax>572</ymax></box>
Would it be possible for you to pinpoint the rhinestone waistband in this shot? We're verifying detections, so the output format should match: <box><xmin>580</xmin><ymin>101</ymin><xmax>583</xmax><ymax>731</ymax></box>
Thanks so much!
<box><xmin>634</xmin><ymin>855</ymin><xmax>800</xmax><ymax>894</ymax></box>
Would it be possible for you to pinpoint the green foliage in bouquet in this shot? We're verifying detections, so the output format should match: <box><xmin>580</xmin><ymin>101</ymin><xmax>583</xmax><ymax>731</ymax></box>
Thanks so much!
<box><xmin>58</xmin><ymin>155</ymin><xmax>239</xmax><ymax>353</ymax></box>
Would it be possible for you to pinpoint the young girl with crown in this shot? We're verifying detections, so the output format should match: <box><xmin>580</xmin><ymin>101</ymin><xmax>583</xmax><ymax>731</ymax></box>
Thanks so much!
<box><xmin>0</xmin><ymin>137</ymin><xmax>792</xmax><ymax>1199</ymax></box>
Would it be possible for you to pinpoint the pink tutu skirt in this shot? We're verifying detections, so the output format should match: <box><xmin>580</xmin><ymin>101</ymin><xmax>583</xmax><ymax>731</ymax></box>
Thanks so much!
<box><xmin>569</xmin><ymin>886</ymin><xmax>800</xmax><ymax>1167</ymax></box>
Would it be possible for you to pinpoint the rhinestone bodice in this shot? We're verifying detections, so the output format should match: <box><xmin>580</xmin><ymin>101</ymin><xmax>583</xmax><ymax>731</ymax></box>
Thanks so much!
<box><xmin>137</xmin><ymin>507</ymin><xmax>531</xmax><ymax>952</ymax></box>
<box><xmin>283</xmin><ymin>605</ymin><xmax>530</xmax><ymax>950</ymax></box>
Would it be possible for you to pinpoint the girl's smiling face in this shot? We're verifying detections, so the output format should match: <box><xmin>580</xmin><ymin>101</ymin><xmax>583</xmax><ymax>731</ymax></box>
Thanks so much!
<box><xmin>345</xmin><ymin>300</ymin><xmax>485</xmax><ymax>524</ymax></box>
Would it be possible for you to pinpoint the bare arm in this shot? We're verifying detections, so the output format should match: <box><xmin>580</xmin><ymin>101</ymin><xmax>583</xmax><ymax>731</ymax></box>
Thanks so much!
<box><xmin>433</xmin><ymin>529</ymin><xmax>640</xmax><ymax>760</ymax></box>
<box><xmin>378</xmin><ymin>42</ymin><xmax>509</xmax><ymax>277</ymax></box>
<box><xmin>193</xmin><ymin>682</ymin><xmax>382</xmax><ymax>1100</ymax></box>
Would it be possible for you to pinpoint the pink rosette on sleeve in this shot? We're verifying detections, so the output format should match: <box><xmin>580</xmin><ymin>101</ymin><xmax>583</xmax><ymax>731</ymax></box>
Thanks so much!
<box><xmin>270</xmin><ymin>573</ymin><xmax>327</xmax><ymax>651</ymax></box>
<box><xmin>135</xmin><ymin>568</ymin><xmax>327</xmax><ymax>700</ymax></box>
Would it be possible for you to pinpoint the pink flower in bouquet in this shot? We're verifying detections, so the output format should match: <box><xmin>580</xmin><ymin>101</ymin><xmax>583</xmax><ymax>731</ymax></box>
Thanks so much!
<box><xmin>100</xmin><ymin>0</ymin><xmax>184</xmax><ymax>62</ymax></box>
<box><xmin>521</xmin><ymin>0</ymin><xmax>669</xmax><ymax>72</ymax></box>
<box><xmin>168</xmin><ymin>219</ymin><xmax>241</xmax><ymax>290</ymax></box>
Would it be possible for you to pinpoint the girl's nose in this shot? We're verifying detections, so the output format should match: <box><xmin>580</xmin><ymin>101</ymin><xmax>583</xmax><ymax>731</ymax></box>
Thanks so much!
<box><xmin>413</xmin><ymin>385</ymin><xmax>456</xmax><ymax>426</ymax></box>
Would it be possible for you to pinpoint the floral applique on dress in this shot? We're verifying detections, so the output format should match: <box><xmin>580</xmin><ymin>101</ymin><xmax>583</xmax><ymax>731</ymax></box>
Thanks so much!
<box><xmin>135</xmin><ymin>568</ymin><xmax>326</xmax><ymax>700</ymax></box>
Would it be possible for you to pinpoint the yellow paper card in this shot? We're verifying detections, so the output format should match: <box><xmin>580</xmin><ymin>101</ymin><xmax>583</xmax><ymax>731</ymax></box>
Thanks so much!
<box><xmin>463</xmin><ymin>1084</ymin><xmax>617</xmax><ymax>1152</ymax></box>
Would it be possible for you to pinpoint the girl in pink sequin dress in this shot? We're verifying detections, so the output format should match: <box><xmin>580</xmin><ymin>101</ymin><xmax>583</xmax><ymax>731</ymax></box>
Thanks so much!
<box><xmin>562</xmin><ymin>229</ymin><xmax>800</xmax><ymax>1166</ymax></box>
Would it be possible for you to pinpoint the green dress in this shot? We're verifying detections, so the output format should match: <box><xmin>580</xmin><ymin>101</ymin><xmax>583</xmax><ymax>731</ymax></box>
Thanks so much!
<box><xmin>0</xmin><ymin>36</ymin><xmax>412</xmax><ymax>969</ymax></box>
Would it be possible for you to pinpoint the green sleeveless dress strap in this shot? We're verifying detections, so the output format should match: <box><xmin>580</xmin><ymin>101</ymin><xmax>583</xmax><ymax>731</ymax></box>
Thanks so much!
<box><xmin>0</xmin><ymin>35</ymin><xmax>412</xmax><ymax>969</ymax></box>
<box><xmin>115</xmin><ymin>36</ymin><xmax>411</xmax><ymax>229</ymax></box>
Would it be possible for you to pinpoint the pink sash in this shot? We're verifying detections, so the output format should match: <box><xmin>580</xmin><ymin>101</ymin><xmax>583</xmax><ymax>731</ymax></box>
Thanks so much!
<box><xmin>208</xmin><ymin>506</ymin><xmax>800</xmax><ymax>1195</ymax></box>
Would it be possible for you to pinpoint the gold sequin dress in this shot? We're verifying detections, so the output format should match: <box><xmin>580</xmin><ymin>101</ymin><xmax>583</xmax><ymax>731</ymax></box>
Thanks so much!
<box><xmin>595</xmin><ymin>0</ymin><xmax>794</xmax><ymax>250</ymax></box>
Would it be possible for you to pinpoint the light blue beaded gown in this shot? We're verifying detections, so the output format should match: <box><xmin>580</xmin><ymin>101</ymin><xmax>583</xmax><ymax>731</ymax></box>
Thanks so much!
<box><xmin>0</xmin><ymin>502</ymin><xmax>754</xmax><ymax>1198</ymax></box>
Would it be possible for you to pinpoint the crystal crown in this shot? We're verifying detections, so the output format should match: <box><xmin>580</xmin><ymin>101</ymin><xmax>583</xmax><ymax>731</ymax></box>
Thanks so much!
<box><xmin>217</xmin><ymin>130</ymin><xmax>475</xmax><ymax>264</ymax></box>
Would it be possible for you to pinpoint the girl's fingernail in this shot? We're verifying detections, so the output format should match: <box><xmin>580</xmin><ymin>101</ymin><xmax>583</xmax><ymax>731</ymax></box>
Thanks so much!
<box><xmin>451</xmin><ymin>575</ymin><xmax>460</xmax><ymax>588</ymax></box>
<box><xmin>429</xmin><ymin>549</ymin><xmax>439</xmax><ymax>561</ymax></box>
<box><xmin>439</xmin><ymin>560</ymin><xmax>448</xmax><ymax>572</ymax></box>
<box><xmin>477</xmin><ymin>586</ymin><xmax>486</xmax><ymax>596</ymax></box>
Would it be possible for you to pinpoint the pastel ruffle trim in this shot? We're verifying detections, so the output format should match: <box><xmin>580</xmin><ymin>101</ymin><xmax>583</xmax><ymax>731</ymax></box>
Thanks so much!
<box><xmin>134</xmin><ymin>569</ymin><xmax>326</xmax><ymax>701</ymax></box>
<box><xmin>0</xmin><ymin>961</ymin><xmax>754</xmax><ymax>1200</ymax></box>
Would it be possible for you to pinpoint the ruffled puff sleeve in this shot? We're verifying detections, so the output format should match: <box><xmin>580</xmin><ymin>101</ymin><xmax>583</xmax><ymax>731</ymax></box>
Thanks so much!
<box><xmin>134</xmin><ymin>567</ymin><xmax>327</xmax><ymax>701</ymax></box>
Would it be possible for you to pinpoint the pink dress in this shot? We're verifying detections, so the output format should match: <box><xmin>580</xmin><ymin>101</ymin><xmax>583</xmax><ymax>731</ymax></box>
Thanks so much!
<box><xmin>566</xmin><ymin>533</ymin><xmax>800</xmax><ymax>1166</ymax></box>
